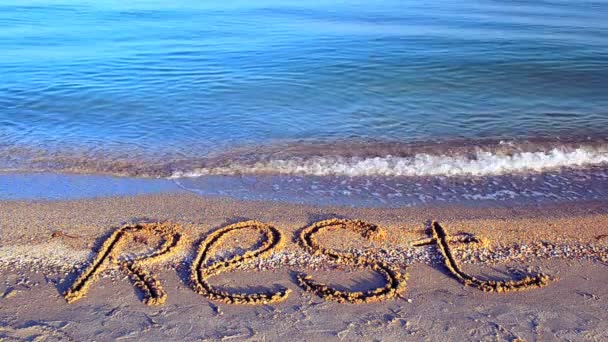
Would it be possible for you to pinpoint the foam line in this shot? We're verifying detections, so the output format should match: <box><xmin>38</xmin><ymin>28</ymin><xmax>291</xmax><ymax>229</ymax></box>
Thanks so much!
<box><xmin>171</xmin><ymin>146</ymin><xmax>608</xmax><ymax>178</ymax></box>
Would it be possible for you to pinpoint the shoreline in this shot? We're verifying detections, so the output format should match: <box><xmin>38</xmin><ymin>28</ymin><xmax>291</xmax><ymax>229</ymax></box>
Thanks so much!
<box><xmin>4</xmin><ymin>169</ymin><xmax>608</xmax><ymax>208</ymax></box>
<box><xmin>0</xmin><ymin>172</ymin><xmax>183</xmax><ymax>200</ymax></box>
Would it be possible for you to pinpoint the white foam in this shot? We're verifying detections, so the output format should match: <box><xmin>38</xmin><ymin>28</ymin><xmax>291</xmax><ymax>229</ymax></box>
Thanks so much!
<box><xmin>170</xmin><ymin>146</ymin><xmax>608</xmax><ymax>178</ymax></box>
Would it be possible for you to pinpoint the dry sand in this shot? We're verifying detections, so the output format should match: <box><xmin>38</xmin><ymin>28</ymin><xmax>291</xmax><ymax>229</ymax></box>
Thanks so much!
<box><xmin>1</xmin><ymin>193</ymin><xmax>608</xmax><ymax>341</ymax></box>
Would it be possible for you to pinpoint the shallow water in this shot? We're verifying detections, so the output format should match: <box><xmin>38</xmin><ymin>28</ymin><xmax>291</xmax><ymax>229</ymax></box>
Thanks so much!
<box><xmin>173</xmin><ymin>166</ymin><xmax>608</xmax><ymax>207</ymax></box>
<box><xmin>0</xmin><ymin>172</ymin><xmax>180</xmax><ymax>200</ymax></box>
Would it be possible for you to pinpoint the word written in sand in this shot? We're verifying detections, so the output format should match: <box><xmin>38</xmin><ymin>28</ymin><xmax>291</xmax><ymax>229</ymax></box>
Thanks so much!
<box><xmin>64</xmin><ymin>219</ymin><xmax>552</xmax><ymax>306</ymax></box>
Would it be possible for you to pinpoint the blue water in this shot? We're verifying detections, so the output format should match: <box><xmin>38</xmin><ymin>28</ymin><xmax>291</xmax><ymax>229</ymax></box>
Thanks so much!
<box><xmin>1</xmin><ymin>0</ymin><xmax>608</xmax><ymax>177</ymax></box>
<box><xmin>0</xmin><ymin>172</ymin><xmax>181</xmax><ymax>200</ymax></box>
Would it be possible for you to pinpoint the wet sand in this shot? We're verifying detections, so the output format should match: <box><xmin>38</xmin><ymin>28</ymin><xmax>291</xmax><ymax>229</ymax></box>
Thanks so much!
<box><xmin>1</xmin><ymin>193</ymin><xmax>608</xmax><ymax>340</ymax></box>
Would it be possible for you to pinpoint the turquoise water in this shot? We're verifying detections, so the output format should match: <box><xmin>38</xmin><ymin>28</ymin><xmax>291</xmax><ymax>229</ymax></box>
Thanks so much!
<box><xmin>1</xmin><ymin>0</ymin><xmax>608</xmax><ymax>180</ymax></box>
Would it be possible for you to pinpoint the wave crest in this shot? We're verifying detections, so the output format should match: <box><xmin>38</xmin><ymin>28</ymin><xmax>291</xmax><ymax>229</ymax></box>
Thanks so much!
<box><xmin>171</xmin><ymin>147</ymin><xmax>608</xmax><ymax>178</ymax></box>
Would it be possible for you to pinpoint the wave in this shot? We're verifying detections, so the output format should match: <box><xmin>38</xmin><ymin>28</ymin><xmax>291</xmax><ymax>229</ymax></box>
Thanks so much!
<box><xmin>170</xmin><ymin>146</ymin><xmax>608</xmax><ymax>178</ymax></box>
<box><xmin>3</xmin><ymin>139</ymin><xmax>608</xmax><ymax>178</ymax></box>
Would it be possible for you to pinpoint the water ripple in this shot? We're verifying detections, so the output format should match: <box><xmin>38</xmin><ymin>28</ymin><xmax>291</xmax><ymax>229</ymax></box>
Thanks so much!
<box><xmin>1</xmin><ymin>0</ymin><xmax>608</xmax><ymax>173</ymax></box>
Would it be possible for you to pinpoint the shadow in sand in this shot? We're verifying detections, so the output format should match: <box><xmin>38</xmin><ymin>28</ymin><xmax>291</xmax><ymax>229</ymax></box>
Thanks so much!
<box><xmin>298</xmin><ymin>267</ymin><xmax>389</xmax><ymax>293</ymax></box>
<box><xmin>53</xmin><ymin>227</ymin><xmax>119</xmax><ymax>296</ymax></box>
<box><xmin>293</xmin><ymin>212</ymin><xmax>352</xmax><ymax>244</ymax></box>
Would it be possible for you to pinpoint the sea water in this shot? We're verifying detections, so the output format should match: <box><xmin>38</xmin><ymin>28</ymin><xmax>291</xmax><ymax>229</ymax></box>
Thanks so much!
<box><xmin>2</xmin><ymin>0</ymin><xmax>608</xmax><ymax>205</ymax></box>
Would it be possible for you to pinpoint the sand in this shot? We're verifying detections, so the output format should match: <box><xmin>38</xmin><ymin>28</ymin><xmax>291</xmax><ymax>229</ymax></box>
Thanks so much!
<box><xmin>1</xmin><ymin>193</ymin><xmax>608</xmax><ymax>341</ymax></box>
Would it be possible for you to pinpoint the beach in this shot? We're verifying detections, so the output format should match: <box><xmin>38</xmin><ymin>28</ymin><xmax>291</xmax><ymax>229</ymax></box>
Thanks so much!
<box><xmin>3</xmin><ymin>0</ymin><xmax>608</xmax><ymax>340</ymax></box>
<box><xmin>2</xmin><ymin>191</ymin><xmax>608</xmax><ymax>340</ymax></box>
